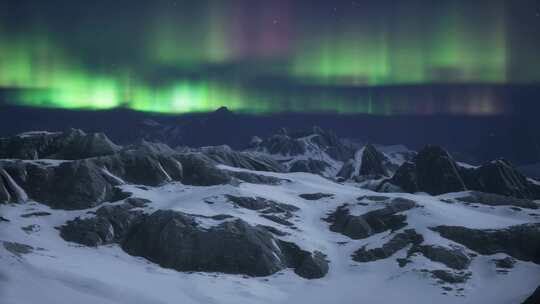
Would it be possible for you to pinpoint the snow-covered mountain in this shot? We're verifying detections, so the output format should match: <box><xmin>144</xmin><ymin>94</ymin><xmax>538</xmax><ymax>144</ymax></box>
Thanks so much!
<box><xmin>1</xmin><ymin>129</ymin><xmax>539</xmax><ymax>304</ymax></box>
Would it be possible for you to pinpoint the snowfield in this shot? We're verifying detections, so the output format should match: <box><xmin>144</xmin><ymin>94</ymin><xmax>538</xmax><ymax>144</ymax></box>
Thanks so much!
<box><xmin>1</xmin><ymin>165</ymin><xmax>539</xmax><ymax>304</ymax></box>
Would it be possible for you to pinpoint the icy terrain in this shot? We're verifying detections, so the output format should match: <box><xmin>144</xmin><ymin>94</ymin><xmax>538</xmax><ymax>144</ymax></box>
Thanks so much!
<box><xmin>1</xmin><ymin>164</ymin><xmax>539</xmax><ymax>304</ymax></box>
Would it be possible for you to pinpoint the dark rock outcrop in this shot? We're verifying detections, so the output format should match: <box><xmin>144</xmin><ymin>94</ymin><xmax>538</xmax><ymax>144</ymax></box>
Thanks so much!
<box><xmin>0</xmin><ymin>168</ymin><xmax>28</xmax><ymax>204</ymax></box>
<box><xmin>175</xmin><ymin>153</ymin><xmax>231</xmax><ymax>186</ymax></box>
<box><xmin>449</xmin><ymin>191</ymin><xmax>538</xmax><ymax>209</ymax></box>
<box><xmin>199</xmin><ymin>145</ymin><xmax>285</xmax><ymax>172</ymax></box>
<box><xmin>493</xmin><ymin>257</ymin><xmax>515</xmax><ymax>269</ymax></box>
<box><xmin>522</xmin><ymin>286</ymin><xmax>540</xmax><ymax>304</ymax></box>
<box><xmin>460</xmin><ymin>159</ymin><xmax>540</xmax><ymax>199</ymax></box>
<box><xmin>337</xmin><ymin>160</ymin><xmax>355</xmax><ymax>180</ymax></box>
<box><xmin>257</xmin><ymin>126</ymin><xmax>354</xmax><ymax>162</ymax></box>
<box><xmin>431</xmin><ymin>270</ymin><xmax>470</xmax><ymax>284</ymax></box>
<box><xmin>226</xmin><ymin>195</ymin><xmax>299</xmax><ymax>213</ymax></box>
<box><xmin>353</xmin><ymin>229</ymin><xmax>423</xmax><ymax>262</ymax></box>
<box><xmin>327</xmin><ymin>198</ymin><xmax>416</xmax><ymax>239</ymax></box>
<box><xmin>299</xmin><ymin>193</ymin><xmax>334</xmax><ymax>200</ymax></box>
<box><xmin>0</xmin><ymin>129</ymin><xmax>120</xmax><ymax>160</ymax></box>
<box><xmin>2</xmin><ymin>159</ymin><xmax>118</xmax><ymax>209</ymax></box>
<box><xmin>414</xmin><ymin>245</ymin><xmax>471</xmax><ymax>270</ymax></box>
<box><xmin>122</xmin><ymin>210</ymin><xmax>327</xmax><ymax>279</ymax></box>
<box><xmin>432</xmin><ymin>223</ymin><xmax>540</xmax><ymax>264</ymax></box>
<box><xmin>61</xmin><ymin>216</ymin><xmax>116</xmax><ymax>246</ymax></box>
<box><xmin>384</xmin><ymin>146</ymin><xmax>540</xmax><ymax>199</ymax></box>
<box><xmin>61</xmin><ymin>203</ymin><xmax>143</xmax><ymax>246</ymax></box>
<box><xmin>278</xmin><ymin>241</ymin><xmax>329</xmax><ymax>279</ymax></box>
<box><xmin>359</xmin><ymin>144</ymin><xmax>389</xmax><ymax>177</ymax></box>
<box><xmin>3</xmin><ymin>241</ymin><xmax>34</xmax><ymax>257</ymax></box>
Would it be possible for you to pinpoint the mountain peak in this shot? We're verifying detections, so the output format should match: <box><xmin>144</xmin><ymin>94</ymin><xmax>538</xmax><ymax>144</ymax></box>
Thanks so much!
<box><xmin>213</xmin><ymin>106</ymin><xmax>232</xmax><ymax>116</ymax></box>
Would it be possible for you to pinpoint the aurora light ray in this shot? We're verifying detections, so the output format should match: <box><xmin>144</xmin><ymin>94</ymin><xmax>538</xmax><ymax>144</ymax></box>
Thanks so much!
<box><xmin>0</xmin><ymin>0</ymin><xmax>538</xmax><ymax>115</ymax></box>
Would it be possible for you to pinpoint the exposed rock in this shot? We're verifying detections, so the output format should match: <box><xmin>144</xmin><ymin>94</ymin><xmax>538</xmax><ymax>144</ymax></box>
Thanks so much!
<box><xmin>260</xmin><ymin>214</ymin><xmax>294</xmax><ymax>227</ymax></box>
<box><xmin>3</xmin><ymin>241</ymin><xmax>33</xmax><ymax>257</ymax></box>
<box><xmin>337</xmin><ymin>160</ymin><xmax>355</xmax><ymax>180</ymax></box>
<box><xmin>289</xmin><ymin>159</ymin><xmax>331</xmax><ymax>175</ymax></box>
<box><xmin>61</xmin><ymin>216</ymin><xmax>115</xmax><ymax>247</ymax></box>
<box><xmin>226</xmin><ymin>195</ymin><xmax>299</xmax><ymax>213</ymax></box>
<box><xmin>2</xmin><ymin>160</ymin><xmax>117</xmax><ymax>209</ymax></box>
<box><xmin>451</xmin><ymin>191</ymin><xmax>538</xmax><ymax>209</ymax></box>
<box><xmin>431</xmin><ymin>270</ymin><xmax>470</xmax><ymax>284</ymax></box>
<box><xmin>494</xmin><ymin>257</ymin><xmax>515</xmax><ymax>269</ymax></box>
<box><xmin>125</xmin><ymin>197</ymin><xmax>151</xmax><ymax>208</ymax></box>
<box><xmin>382</xmin><ymin>161</ymin><xmax>418</xmax><ymax>193</ymax></box>
<box><xmin>357</xmin><ymin>195</ymin><xmax>390</xmax><ymax>202</ymax></box>
<box><xmin>522</xmin><ymin>285</ymin><xmax>540</xmax><ymax>304</ymax></box>
<box><xmin>410</xmin><ymin>145</ymin><xmax>466</xmax><ymax>195</ymax></box>
<box><xmin>432</xmin><ymin>223</ymin><xmax>540</xmax><ymax>264</ymax></box>
<box><xmin>122</xmin><ymin>210</ymin><xmax>324</xmax><ymax>278</ymax></box>
<box><xmin>353</xmin><ymin>229</ymin><xmax>423</xmax><ymax>262</ymax></box>
<box><xmin>299</xmin><ymin>193</ymin><xmax>334</xmax><ymax>200</ymax></box>
<box><xmin>0</xmin><ymin>167</ymin><xmax>28</xmax><ymax>204</ymax></box>
<box><xmin>414</xmin><ymin>245</ymin><xmax>471</xmax><ymax>270</ymax></box>
<box><xmin>0</xmin><ymin>129</ymin><xmax>120</xmax><ymax>160</ymax></box>
<box><xmin>257</xmin><ymin>225</ymin><xmax>289</xmax><ymax>237</ymax></box>
<box><xmin>257</xmin><ymin>126</ymin><xmax>354</xmax><ymax>162</ymax></box>
<box><xmin>461</xmin><ymin>159</ymin><xmax>540</xmax><ymax>200</ymax></box>
<box><xmin>175</xmin><ymin>153</ymin><xmax>231</xmax><ymax>186</ymax></box>
<box><xmin>278</xmin><ymin>241</ymin><xmax>329</xmax><ymax>279</ymax></box>
<box><xmin>21</xmin><ymin>224</ymin><xmax>40</xmax><ymax>234</ymax></box>
<box><xmin>327</xmin><ymin>198</ymin><xmax>416</xmax><ymax>239</ymax></box>
<box><xmin>385</xmin><ymin>146</ymin><xmax>540</xmax><ymax>199</ymax></box>
<box><xmin>95</xmin><ymin>150</ymin><xmax>183</xmax><ymax>186</ymax></box>
<box><xmin>294</xmin><ymin>251</ymin><xmax>329</xmax><ymax>279</ymax></box>
<box><xmin>199</xmin><ymin>145</ymin><xmax>285</xmax><ymax>172</ymax></box>
<box><xmin>20</xmin><ymin>212</ymin><xmax>51</xmax><ymax>218</ymax></box>
<box><xmin>359</xmin><ymin>144</ymin><xmax>389</xmax><ymax>177</ymax></box>
<box><xmin>61</xmin><ymin>203</ymin><xmax>143</xmax><ymax>246</ymax></box>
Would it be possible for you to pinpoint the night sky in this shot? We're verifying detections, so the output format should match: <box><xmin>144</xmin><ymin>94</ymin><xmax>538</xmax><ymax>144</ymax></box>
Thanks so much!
<box><xmin>1</xmin><ymin>0</ymin><xmax>539</xmax><ymax>115</ymax></box>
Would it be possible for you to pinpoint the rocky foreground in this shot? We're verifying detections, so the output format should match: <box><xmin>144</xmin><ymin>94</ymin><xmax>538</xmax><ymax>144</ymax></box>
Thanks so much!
<box><xmin>1</xmin><ymin>128</ymin><xmax>539</xmax><ymax>304</ymax></box>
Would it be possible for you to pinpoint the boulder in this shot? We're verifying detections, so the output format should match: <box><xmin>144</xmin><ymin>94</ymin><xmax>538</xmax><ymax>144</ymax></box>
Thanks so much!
<box><xmin>327</xmin><ymin>198</ymin><xmax>416</xmax><ymax>239</ymax></box>
<box><xmin>430</xmin><ymin>270</ymin><xmax>470</xmax><ymax>284</ymax></box>
<box><xmin>353</xmin><ymin>229</ymin><xmax>423</xmax><ymax>262</ymax></box>
<box><xmin>414</xmin><ymin>245</ymin><xmax>471</xmax><ymax>270</ymax></box>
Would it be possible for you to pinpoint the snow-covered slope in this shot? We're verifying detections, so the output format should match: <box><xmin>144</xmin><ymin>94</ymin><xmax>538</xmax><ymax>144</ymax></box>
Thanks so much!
<box><xmin>1</xmin><ymin>164</ymin><xmax>539</xmax><ymax>304</ymax></box>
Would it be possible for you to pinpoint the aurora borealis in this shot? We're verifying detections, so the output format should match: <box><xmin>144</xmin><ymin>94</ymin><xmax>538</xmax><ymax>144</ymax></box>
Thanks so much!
<box><xmin>0</xmin><ymin>0</ymin><xmax>539</xmax><ymax>115</ymax></box>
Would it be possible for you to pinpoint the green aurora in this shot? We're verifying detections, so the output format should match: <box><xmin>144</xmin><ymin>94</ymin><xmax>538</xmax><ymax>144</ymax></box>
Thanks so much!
<box><xmin>0</xmin><ymin>0</ymin><xmax>538</xmax><ymax>115</ymax></box>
